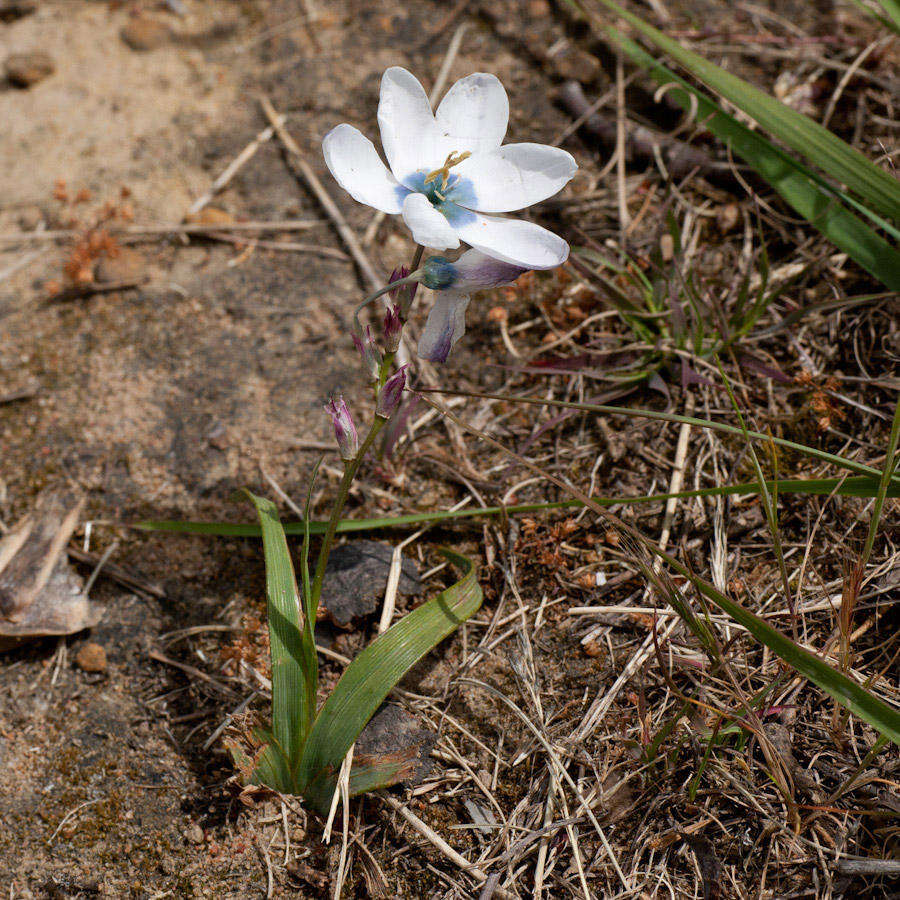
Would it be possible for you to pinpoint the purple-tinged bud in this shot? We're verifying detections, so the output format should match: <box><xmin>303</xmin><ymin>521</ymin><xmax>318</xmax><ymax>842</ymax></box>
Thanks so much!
<box><xmin>383</xmin><ymin>302</ymin><xmax>402</xmax><ymax>353</ymax></box>
<box><xmin>375</xmin><ymin>365</ymin><xmax>407</xmax><ymax>419</ymax></box>
<box><xmin>352</xmin><ymin>326</ymin><xmax>382</xmax><ymax>381</ymax></box>
<box><xmin>325</xmin><ymin>395</ymin><xmax>358</xmax><ymax>460</ymax></box>
<box><xmin>389</xmin><ymin>265</ymin><xmax>418</xmax><ymax>314</ymax></box>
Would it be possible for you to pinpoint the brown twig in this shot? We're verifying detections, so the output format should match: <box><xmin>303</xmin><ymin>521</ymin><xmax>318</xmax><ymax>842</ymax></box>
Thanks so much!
<box><xmin>259</xmin><ymin>95</ymin><xmax>381</xmax><ymax>291</ymax></box>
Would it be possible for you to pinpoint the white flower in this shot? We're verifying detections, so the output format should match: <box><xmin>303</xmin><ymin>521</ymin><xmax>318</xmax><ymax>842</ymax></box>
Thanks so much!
<box><xmin>323</xmin><ymin>67</ymin><xmax>577</xmax><ymax>270</ymax></box>
<box><xmin>418</xmin><ymin>249</ymin><xmax>528</xmax><ymax>363</ymax></box>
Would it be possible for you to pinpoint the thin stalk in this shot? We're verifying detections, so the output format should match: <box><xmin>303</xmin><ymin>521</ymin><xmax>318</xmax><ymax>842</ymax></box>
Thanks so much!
<box><xmin>837</xmin><ymin>392</ymin><xmax>900</xmax><ymax>693</ymax></box>
<box><xmin>310</xmin><ymin>419</ymin><xmax>386</xmax><ymax>611</ymax></box>
<box><xmin>717</xmin><ymin>358</ymin><xmax>796</xmax><ymax>639</ymax></box>
<box><xmin>401</xmin><ymin>245</ymin><xmax>424</xmax><ymax>318</ymax></box>
<box><xmin>353</xmin><ymin>274</ymin><xmax>422</xmax><ymax>335</ymax></box>
<box><xmin>417</xmin><ymin>387</ymin><xmax>898</xmax><ymax>482</ymax></box>
<box><xmin>857</xmin><ymin>393</ymin><xmax>900</xmax><ymax>574</ymax></box>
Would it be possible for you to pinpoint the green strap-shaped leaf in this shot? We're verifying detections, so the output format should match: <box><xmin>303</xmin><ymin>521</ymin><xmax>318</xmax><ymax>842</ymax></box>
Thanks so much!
<box><xmin>585</xmin><ymin>0</ymin><xmax>900</xmax><ymax>223</ymax></box>
<box><xmin>138</xmin><ymin>474</ymin><xmax>898</xmax><ymax>538</ymax></box>
<box><xmin>295</xmin><ymin>549</ymin><xmax>482</xmax><ymax>795</ymax></box>
<box><xmin>606</xmin><ymin>29</ymin><xmax>900</xmax><ymax>289</ymax></box>
<box><xmin>665</xmin><ymin>556</ymin><xmax>900</xmax><ymax>746</ymax></box>
<box><xmin>246</xmin><ymin>491</ymin><xmax>316</xmax><ymax>773</ymax></box>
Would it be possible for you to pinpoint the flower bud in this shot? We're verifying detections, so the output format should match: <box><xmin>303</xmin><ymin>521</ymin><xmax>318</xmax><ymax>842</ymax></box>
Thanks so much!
<box><xmin>389</xmin><ymin>265</ymin><xmax>419</xmax><ymax>317</ymax></box>
<box><xmin>375</xmin><ymin>365</ymin><xmax>407</xmax><ymax>419</ymax></box>
<box><xmin>383</xmin><ymin>302</ymin><xmax>402</xmax><ymax>353</ymax></box>
<box><xmin>420</xmin><ymin>256</ymin><xmax>456</xmax><ymax>290</ymax></box>
<box><xmin>388</xmin><ymin>266</ymin><xmax>410</xmax><ymax>299</ymax></box>
<box><xmin>325</xmin><ymin>395</ymin><xmax>358</xmax><ymax>460</ymax></box>
<box><xmin>352</xmin><ymin>326</ymin><xmax>382</xmax><ymax>382</ymax></box>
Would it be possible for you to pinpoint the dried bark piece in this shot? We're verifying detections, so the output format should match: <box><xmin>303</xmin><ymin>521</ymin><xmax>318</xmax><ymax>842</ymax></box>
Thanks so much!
<box><xmin>354</xmin><ymin>704</ymin><xmax>436</xmax><ymax>788</ymax></box>
<box><xmin>0</xmin><ymin>491</ymin><xmax>101</xmax><ymax>641</ymax></box>
<box><xmin>556</xmin><ymin>80</ymin><xmax>717</xmax><ymax>179</ymax></box>
<box><xmin>319</xmin><ymin>540</ymin><xmax>420</xmax><ymax>628</ymax></box>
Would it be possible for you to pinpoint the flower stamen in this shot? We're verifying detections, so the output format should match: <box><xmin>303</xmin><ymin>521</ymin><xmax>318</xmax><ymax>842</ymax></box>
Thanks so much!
<box><xmin>423</xmin><ymin>151</ymin><xmax>471</xmax><ymax>196</ymax></box>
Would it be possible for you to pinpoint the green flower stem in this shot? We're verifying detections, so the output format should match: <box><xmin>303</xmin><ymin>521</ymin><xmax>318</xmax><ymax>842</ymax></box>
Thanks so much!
<box><xmin>352</xmin><ymin>273</ymin><xmax>422</xmax><ymax>336</ymax></box>
<box><xmin>310</xmin><ymin>417</ymin><xmax>387</xmax><ymax>612</ymax></box>
<box><xmin>377</xmin><ymin>352</ymin><xmax>395</xmax><ymax>391</ymax></box>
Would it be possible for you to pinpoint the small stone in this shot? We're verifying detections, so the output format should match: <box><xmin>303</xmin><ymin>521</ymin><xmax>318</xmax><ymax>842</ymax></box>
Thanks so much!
<box><xmin>184</xmin><ymin>823</ymin><xmax>204</xmax><ymax>844</ymax></box>
<box><xmin>121</xmin><ymin>17</ymin><xmax>172</xmax><ymax>51</ymax></box>
<box><xmin>94</xmin><ymin>248</ymin><xmax>146</xmax><ymax>284</ymax></box>
<box><xmin>186</xmin><ymin>207</ymin><xmax>233</xmax><ymax>226</ymax></box>
<box><xmin>75</xmin><ymin>642</ymin><xmax>107</xmax><ymax>673</ymax></box>
<box><xmin>17</xmin><ymin>205</ymin><xmax>45</xmax><ymax>232</ymax></box>
<box><xmin>5</xmin><ymin>51</ymin><xmax>54</xmax><ymax>88</ymax></box>
<box><xmin>716</xmin><ymin>203</ymin><xmax>741</xmax><ymax>234</ymax></box>
<box><xmin>549</xmin><ymin>46</ymin><xmax>601</xmax><ymax>83</ymax></box>
<box><xmin>0</xmin><ymin>1</ymin><xmax>38</xmax><ymax>23</ymax></box>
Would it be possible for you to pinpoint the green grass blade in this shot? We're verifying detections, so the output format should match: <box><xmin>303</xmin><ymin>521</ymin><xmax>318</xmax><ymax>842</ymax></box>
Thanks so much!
<box><xmin>296</xmin><ymin>549</ymin><xmax>482</xmax><ymax>796</ymax></box>
<box><xmin>415</xmin><ymin>389</ymin><xmax>900</xmax><ymax>482</ymax></box>
<box><xmin>585</xmin><ymin>0</ymin><xmax>900</xmax><ymax>222</ymax></box>
<box><xmin>302</xmin><ymin>759</ymin><xmax>412</xmax><ymax>815</ymax></box>
<box><xmin>246</xmin><ymin>491</ymin><xmax>316</xmax><ymax>772</ymax></box>
<box><xmin>136</xmin><ymin>474</ymin><xmax>897</xmax><ymax>538</ymax></box>
<box><xmin>604</xmin><ymin>28</ymin><xmax>900</xmax><ymax>287</ymax></box>
<box><xmin>667</xmin><ymin>556</ymin><xmax>900</xmax><ymax>745</ymax></box>
<box><xmin>858</xmin><ymin>394</ymin><xmax>900</xmax><ymax>570</ymax></box>
<box><xmin>877</xmin><ymin>0</ymin><xmax>900</xmax><ymax>32</ymax></box>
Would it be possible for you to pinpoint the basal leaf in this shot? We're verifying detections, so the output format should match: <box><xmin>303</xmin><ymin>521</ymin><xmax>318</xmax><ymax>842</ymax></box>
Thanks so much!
<box><xmin>295</xmin><ymin>549</ymin><xmax>482</xmax><ymax>795</ymax></box>
<box><xmin>246</xmin><ymin>491</ymin><xmax>316</xmax><ymax>774</ymax></box>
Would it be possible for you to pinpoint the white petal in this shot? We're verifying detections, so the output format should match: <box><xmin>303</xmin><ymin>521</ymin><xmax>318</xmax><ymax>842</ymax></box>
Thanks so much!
<box><xmin>454</xmin><ymin>144</ymin><xmax>577</xmax><ymax>213</ymax></box>
<box><xmin>435</xmin><ymin>73</ymin><xmax>508</xmax><ymax>156</ymax></box>
<box><xmin>418</xmin><ymin>292</ymin><xmax>470</xmax><ymax>363</ymax></box>
<box><xmin>378</xmin><ymin>67</ymin><xmax>445</xmax><ymax>184</ymax></box>
<box><xmin>401</xmin><ymin>193</ymin><xmax>460</xmax><ymax>251</ymax></box>
<box><xmin>322</xmin><ymin>124</ymin><xmax>407</xmax><ymax>213</ymax></box>
<box><xmin>453</xmin><ymin>213</ymin><xmax>569</xmax><ymax>269</ymax></box>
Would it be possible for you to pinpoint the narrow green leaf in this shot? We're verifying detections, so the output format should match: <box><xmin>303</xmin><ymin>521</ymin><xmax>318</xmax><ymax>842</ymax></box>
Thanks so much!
<box><xmin>296</xmin><ymin>549</ymin><xmax>482</xmax><ymax>795</ymax></box>
<box><xmin>586</xmin><ymin>0</ymin><xmax>900</xmax><ymax>222</ymax></box>
<box><xmin>605</xmin><ymin>28</ymin><xmax>900</xmax><ymax>287</ymax></box>
<box><xmin>666</xmin><ymin>556</ymin><xmax>900</xmax><ymax>745</ymax></box>
<box><xmin>249</xmin><ymin>727</ymin><xmax>294</xmax><ymax>794</ymax></box>
<box><xmin>245</xmin><ymin>491</ymin><xmax>316</xmax><ymax>772</ymax></box>
<box><xmin>877</xmin><ymin>0</ymin><xmax>900</xmax><ymax>32</ymax></box>
<box><xmin>137</xmin><ymin>474</ymin><xmax>898</xmax><ymax>538</ymax></box>
<box><xmin>415</xmin><ymin>389</ymin><xmax>900</xmax><ymax>482</ymax></box>
<box><xmin>858</xmin><ymin>394</ymin><xmax>900</xmax><ymax>570</ymax></box>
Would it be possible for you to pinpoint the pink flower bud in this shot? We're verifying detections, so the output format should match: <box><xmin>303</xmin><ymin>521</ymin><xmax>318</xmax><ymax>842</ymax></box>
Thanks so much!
<box><xmin>352</xmin><ymin>326</ymin><xmax>382</xmax><ymax>382</ymax></box>
<box><xmin>388</xmin><ymin>265</ymin><xmax>418</xmax><ymax>315</ymax></box>
<box><xmin>375</xmin><ymin>365</ymin><xmax>407</xmax><ymax>419</ymax></box>
<box><xmin>383</xmin><ymin>302</ymin><xmax>402</xmax><ymax>353</ymax></box>
<box><xmin>325</xmin><ymin>395</ymin><xmax>358</xmax><ymax>460</ymax></box>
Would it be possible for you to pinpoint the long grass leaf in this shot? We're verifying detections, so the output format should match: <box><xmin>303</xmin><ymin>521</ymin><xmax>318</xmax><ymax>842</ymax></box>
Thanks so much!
<box><xmin>296</xmin><ymin>549</ymin><xmax>482</xmax><ymax>798</ymax></box>
<box><xmin>583</xmin><ymin>0</ymin><xmax>900</xmax><ymax>222</ymax></box>
<box><xmin>246</xmin><ymin>491</ymin><xmax>316</xmax><ymax>771</ymax></box>
<box><xmin>137</xmin><ymin>474</ymin><xmax>898</xmax><ymax>538</ymax></box>
<box><xmin>414</xmin><ymin>389</ymin><xmax>900</xmax><ymax>482</ymax></box>
<box><xmin>603</xmin><ymin>27</ymin><xmax>900</xmax><ymax>287</ymax></box>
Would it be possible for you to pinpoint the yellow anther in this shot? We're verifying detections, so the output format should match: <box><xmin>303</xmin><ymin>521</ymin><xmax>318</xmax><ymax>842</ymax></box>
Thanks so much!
<box><xmin>424</xmin><ymin>151</ymin><xmax>471</xmax><ymax>193</ymax></box>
